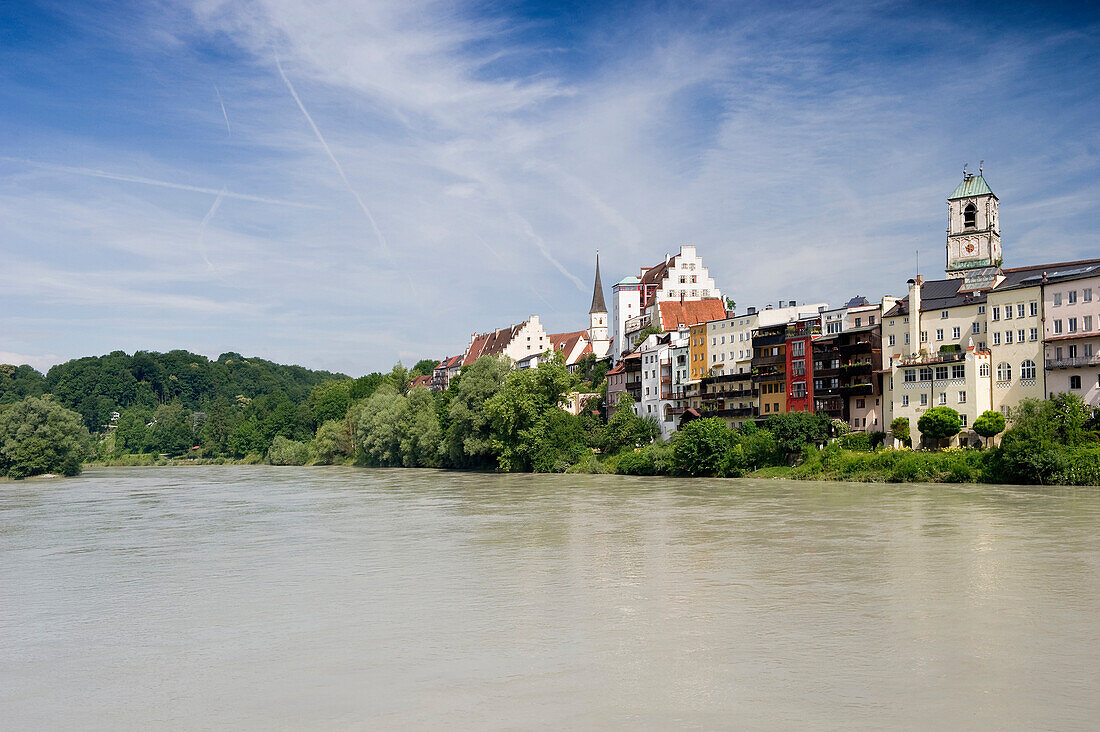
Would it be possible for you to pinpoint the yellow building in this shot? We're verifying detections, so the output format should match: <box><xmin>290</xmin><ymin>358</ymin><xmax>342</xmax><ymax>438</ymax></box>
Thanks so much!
<box><xmin>689</xmin><ymin>323</ymin><xmax>709</xmax><ymax>381</ymax></box>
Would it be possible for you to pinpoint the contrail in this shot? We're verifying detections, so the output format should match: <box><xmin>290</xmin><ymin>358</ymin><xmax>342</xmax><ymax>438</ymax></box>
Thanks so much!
<box><xmin>214</xmin><ymin>85</ymin><xmax>231</xmax><ymax>136</ymax></box>
<box><xmin>274</xmin><ymin>56</ymin><xmax>392</xmax><ymax>257</ymax></box>
<box><xmin>472</xmin><ymin>231</ymin><xmax>557</xmax><ymax>311</ymax></box>
<box><xmin>5</xmin><ymin>158</ymin><xmax>322</xmax><ymax>209</ymax></box>
<box><xmin>513</xmin><ymin>214</ymin><xmax>587</xmax><ymax>292</ymax></box>
<box><xmin>198</xmin><ymin>188</ymin><xmax>226</xmax><ymax>274</ymax></box>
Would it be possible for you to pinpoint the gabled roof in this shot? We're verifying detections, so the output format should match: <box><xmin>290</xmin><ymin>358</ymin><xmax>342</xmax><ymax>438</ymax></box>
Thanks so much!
<box><xmin>463</xmin><ymin>322</ymin><xmax>526</xmax><ymax>366</ymax></box>
<box><xmin>408</xmin><ymin>374</ymin><xmax>433</xmax><ymax>389</ymax></box>
<box><xmin>433</xmin><ymin>354</ymin><xmax>464</xmax><ymax>372</ymax></box>
<box><xmin>547</xmin><ymin>329</ymin><xmax>590</xmax><ymax>364</ymax></box>
<box><xmin>640</xmin><ymin>255</ymin><xmax>677</xmax><ymax>286</ymax></box>
<box><xmin>950</xmin><ymin>174</ymin><xmax>994</xmax><ymax>200</ymax></box>
<box><xmin>657</xmin><ymin>298</ymin><xmax>726</xmax><ymax>331</ymax></box>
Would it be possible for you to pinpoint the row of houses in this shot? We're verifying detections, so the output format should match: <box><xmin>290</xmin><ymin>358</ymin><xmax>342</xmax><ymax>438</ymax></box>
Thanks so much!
<box><xmin>604</xmin><ymin>171</ymin><xmax>1100</xmax><ymax>445</ymax></box>
<box><xmin>424</xmin><ymin>169</ymin><xmax>1099</xmax><ymax>447</ymax></box>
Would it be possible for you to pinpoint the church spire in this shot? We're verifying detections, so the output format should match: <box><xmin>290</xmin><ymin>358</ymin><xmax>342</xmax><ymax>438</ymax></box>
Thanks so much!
<box><xmin>589</xmin><ymin>251</ymin><xmax>607</xmax><ymax>315</ymax></box>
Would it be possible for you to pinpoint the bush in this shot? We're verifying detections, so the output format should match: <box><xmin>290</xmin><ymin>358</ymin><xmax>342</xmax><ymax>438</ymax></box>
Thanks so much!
<box><xmin>890</xmin><ymin>417</ymin><xmax>911</xmax><ymax>446</ymax></box>
<box><xmin>766</xmin><ymin>412</ymin><xmax>830</xmax><ymax>456</ymax></box>
<box><xmin>616</xmin><ymin>449</ymin><xmax>657</xmax><ymax>475</ymax></box>
<box><xmin>565</xmin><ymin>452</ymin><xmax>606</xmax><ymax>474</ymax></box>
<box><xmin>267</xmin><ymin>436</ymin><xmax>309</xmax><ymax>465</ymax></box>
<box><xmin>673</xmin><ymin>418</ymin><xmax>736</xmax><ymax>477</ymax></box>
<box><xmin>918</xmin><ymin>407</ymin><xmax>962</xmax><ymax>448</ymax></box>
<box><xmin>839</xmin><ymin>432</ymin><xmax>871</xmax><ymax>451</ymax></box>
<box><xmin>869</xmin><ymin>431</ymin><xmax>887</xmax><ymax>450</ymax></box>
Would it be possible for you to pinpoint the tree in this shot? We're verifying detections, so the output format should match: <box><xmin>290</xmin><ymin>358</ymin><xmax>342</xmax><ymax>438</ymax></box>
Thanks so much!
<box><xmin>0</xmin><ymin>396</ymin><xmax>90</xmax><ymax>478</ymax></box>
<box><xmin>389</xmin><ymin>363</ymin><xmax>411</xmax><ymax>395</ymax></box>
<box><xmin>398</xmin><ymin>387</ymin><xmax>443</xmax><ymax>467</ymax></box>
<box><xmin>532</xmin><ymin>408</ymin><xmax>586</xmax><ymax>472</ymax></box>
<box><xmin>411</xmin><ymin>359</ymin><xmax>439</xmax><ymax>378</ymax></box>
<box><xmin>917</xmin><ymin>407</ymin><xmax>961</xmax><ymax>449</ymax></box>
<box><xmin>600</xmin><ymin>394</ymin><xmax>659</xmax><ymax>454</ymax></box>
<box><xmin>114</xmin><ymin>406</ymin><xmax>154</xmax><ymax>454</ymax></box>
<box><xmin>311</xmin><ymin>419</ymin><xmax>344</xmax><ymax>464</ymax></box>
<box><xmin>0</xmin><ymin>363</ymin><xmax>47</xmax><ymax>404</ymax></box>
<box><xmin>307</xmin><ymin>379</ymin><xmax>353</xmax><ymax>427</ymax></box>
<box><xmin>358</xmin><ymin>385</ymin><xmax>407</xmax><ymax>466</ymax></box>
<box><xmin>672</xmin><ymin>417</ymin><xmax>738</xmax><ymax>477</ymax></box>
<box><xmin>149</xmin><ymin>400</ymin><xmax>194</xmax><ymax>456</ymax></box>
<box><xmin>486</xmin><ymin>352</ymin><xmax>576</xmax><ymax>471</ymax></box>
<box><xmin>444</xmin><ymin>356</ymin><xmax>510</xmax><ymax>468</ymax></box>
<box><xmin>766</xmin><ymin>412</ymin><xmax>829</xmax><ymax>456</ymax></box>
<box><xmin>890</xmin><ymin>417</ymin><xmax>911</xmax><ymax>447</ymax></box>
<box><xmin>973</xmin><ymin>410</ymin><xmax>1006</xmax><ymax>447</ymax></box>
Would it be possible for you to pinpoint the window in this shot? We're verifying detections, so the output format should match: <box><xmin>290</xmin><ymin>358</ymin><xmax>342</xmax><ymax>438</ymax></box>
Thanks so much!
<box><xmin>1053</xmin><ymin>293</ymin><xmax>1062</xmax><ymax>306</ymax></box>
<box><xmin>1084</xmin><ymin>288</ymin><xmax>1093</xmax><ymax>302</ymax></box>
<box><xmin>904</xmin><ymin>369</ymin><xmax>917</xmax><ymax>383</ymax></box>
<box><xmin>1030</xmin><ymin>301</ymin><xmax>1038</xmax><ymax>316</ymax></box>
<box><xmin>964</xmin><ymin>201</ymin><xmax>976</xmax><ymax>228</ymax></box>
<box><xmin>992</xmin><ymin>306</ymin><xmax>1000</xmax><ymax>321</ymax></box>
<box><xmin>1087</xmin><ymin>344</ymin><xmax>1094</xmax><ymax>358</ymax></box>
<box><xmin>958</xmin><ymin>391</ymin><xmax>967</xmax><ymax>403</ymax></box>
<box><xmin>855</xmin><ymin>317</ymin><xmax>862</xmax><ymax>327</ymax></box>
<box><xmin>996</xmin><ymin>362</ymin><xmax>1011</xmax><ymax>381</ymax></box>
<box><xmin>1005</xmin><ymin>331</ymin><xmax>1013</xmax><ymax>344</ymax></box>
<box><xmin>936</xmin><ymin>329</ymin><xmax>944</xmax><ymax>341</ymax></box>
<box><xmin>938</xmin><ymin>392</ymin><xmax>947</xmax><ymax>405</ymax></box>
<box><xmin>1021</xmin><ymin>360</ymin><xmax>1036</xmax><ymax>380</ymax></box>
<box><xmin>1005</xmin><ymin>306</ymin><xmax>1013</xmax><ymax>320</ymax></box>
<box><xmin>869</xmin><ymin>316</ymin><xmax>876</xmax><ymax>325</ymax></box>
<box><xmin>1085</xmin><ymin>316</ymin><xmax>1093</xmax><ymax>331</ymax></box>
<box><xmin>856</xmin><ymin>399</ymin><xmax>865</xmax><ymax>408</ymax></box>
<box><xmin>921</xmin><ymin>331</ymin><xmax>928</xmax><ymax>343</ymax></box>
<box><xmin>960</xmin><ymin>414</ymin><xmax>968</xmax><ymax>427</ymax></box>
<box><xmin>920</xmin><ymin>393</ymin><xmax>928</xmax><ymax>406</ymax></box>
<box><xmin>1069</xmin><ymin>318</ymin><xmax>1078</xmax><ymax>333</ymax></box>
<box><xmin>1069</xmin><ymin>344</ymin><xmax>1078</xmax><ymax>359</ymax></box>
<box><xmin>972</xmin><ymin>322</ymin><xmax>980</xmax><ymax>335</ymax></box>
<box><xmin>993</xmin><ymin>332</ymin><xmax>1001</xmax><ymax>345</ymax></box>
<box><xmin>1017</xmin><ymin>329</ymin><xmax>1025</xmax><ymax>343</ymax></box>
<box><xmin>978</xmin><ymin>306</ymin><xmax>985</xmax><ymax>315</ymax></box>
<box><xmin>980</xmin><ymin>363</ymin><xmax>990</xmax><ymax>377</ymax></box>
<box><xmin>941</xmin><ymin>310</ymin><xmax>949</xmax><ymax>319</ymax></box>
<box><xmin>953</xmin><ymin>327</ymin><xmax>961</xmax><ymax>339</ymax></box>
<box><xmin>889</xmin><ymin>334</ymin><xmax>896</xmax><ymax>346</ymax></box>
<box><xmin>905</xmin><ymin>333</ymin><xmax>910</xmax><ymax>345</ymax></box>
<box><xmin>1054</xmin><ymin>320</ymin><xmax>1063</xmax><ymax>334</ymax></box>
<box><xmin>1069</xmin><ymin>290</ymin><xmax>1078</xmax><ymax>304</ymax></box>
<box><xmin>1069</xmin><ymin>375</ymin><xmax>1082</xmax><ymax>390</ymax></box>
<box><xmin>935</xmin><ymin>366</ymin><xmax>948</xmax><ymax>380</ymax></box>
<box><xmin>919</xmin><ymin>367</ymin><xmax>933</xmax><ymax>381</ymax></box>
<box><xmin>1017</xmin><ymin>304</ymin><xmax>1025</xmax><ymax>319</ymax></box>
<box><xmin>952</xmin><ymin>365</ymin><xmax>965</xmax><ymax>378</ymax></box>
<box><xmin>791</xmin><ymin>341</ymin><xmax>805</xmax><ymax>357</ymax></box>
<box><xmin>902</xmin><ymin>395</ymin><xmax>909</xmax><ymax>406</ymax></box>
<box><xmin>1030</xmin><ymin>328</ymin><xmax>1038</xmax><ymax>341</ymax></box>
<box><xmin>1056</xmin><ymin>347</ymin><xmax>1063</xmax><ymax>360</ymax></box>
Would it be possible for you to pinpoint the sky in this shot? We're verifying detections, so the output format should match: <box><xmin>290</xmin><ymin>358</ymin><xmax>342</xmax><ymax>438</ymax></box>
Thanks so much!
<box><xmin>1</xmin><ymin>0</ymin><xmax>1098</xmax><ymax>376</ymax></box>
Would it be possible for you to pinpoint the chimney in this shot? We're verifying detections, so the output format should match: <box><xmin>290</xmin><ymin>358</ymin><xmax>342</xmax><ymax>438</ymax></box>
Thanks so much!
<box><xmin>907</xmin><ymin>277</ymin><xmax>922</xmax><ymax>355</ymax></box>
<box><xmin>747</xmin><ymin>306</ymin><xmax>756</xmax><ymax>315</ymax></box>
<box><xmin>789</xmin><ymin>300</ymin><xmax>797</xmax><ymax>308</ymax></box>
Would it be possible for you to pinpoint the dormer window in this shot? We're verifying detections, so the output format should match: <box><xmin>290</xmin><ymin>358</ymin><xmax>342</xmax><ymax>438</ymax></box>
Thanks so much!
<box><xmin>963</xmin><ymin>201</ymin><xmax>977</xmax><ymax>229</ymax></box>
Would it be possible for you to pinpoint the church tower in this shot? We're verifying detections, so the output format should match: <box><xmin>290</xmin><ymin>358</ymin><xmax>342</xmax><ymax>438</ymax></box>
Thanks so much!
<box><xmin>589</xmin><ymin>252</ymin><xmax>610</xmax><ymax>358</ymax></box>
<box><xmin>946</xmin><ymin>166</ymin><xmax>1002</xmax><ymax>280</ymax></box>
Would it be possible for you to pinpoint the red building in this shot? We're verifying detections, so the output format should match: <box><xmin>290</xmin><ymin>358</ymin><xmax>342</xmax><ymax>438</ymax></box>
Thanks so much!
<box><xmin>784</xmin><ymin>317</ymin><xmax>820</xmax><ymax>413</ymax></box>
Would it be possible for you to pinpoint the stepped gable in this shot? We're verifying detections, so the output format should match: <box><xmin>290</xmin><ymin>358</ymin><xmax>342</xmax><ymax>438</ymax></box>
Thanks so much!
<box><xmin>657</xmin><ymin>298</ymin><xmax>726</xmax><ymax>330</ymax></box>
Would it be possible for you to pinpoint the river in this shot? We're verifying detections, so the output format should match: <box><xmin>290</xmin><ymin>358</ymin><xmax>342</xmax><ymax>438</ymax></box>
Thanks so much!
<box><xmin>2</xmin><ymin>466</ymin><xmax>1098</xmax><ymax>729</ymax></box>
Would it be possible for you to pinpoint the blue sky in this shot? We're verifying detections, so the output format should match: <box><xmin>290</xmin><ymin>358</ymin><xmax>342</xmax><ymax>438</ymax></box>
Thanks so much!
<box><xmin>2</xmin><ymin>0</ymin><xmax>1098</xmax><ymax>375</ymax></box>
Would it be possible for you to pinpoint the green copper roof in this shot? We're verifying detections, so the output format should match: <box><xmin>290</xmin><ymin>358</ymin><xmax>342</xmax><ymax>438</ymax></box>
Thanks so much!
<box><xmin>615</xmin><ymin>275</ymin><xmax>640</xmax><ymax>286</ymax></box>
<box><xmin>949</xmin><ymin>174</ymin><xmax>994</xmax><ymax>200</ymax></box>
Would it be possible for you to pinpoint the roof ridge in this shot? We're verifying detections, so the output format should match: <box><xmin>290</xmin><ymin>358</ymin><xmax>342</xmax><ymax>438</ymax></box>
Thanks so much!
<box><xmin>1002</xmin><ymin>257</ymin><xmax>1100</xmax><ymax>273</ymax></box>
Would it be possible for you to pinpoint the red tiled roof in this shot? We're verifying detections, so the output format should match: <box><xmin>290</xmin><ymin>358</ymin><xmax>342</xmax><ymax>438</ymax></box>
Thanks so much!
<box><xmin>462</xmin><ymin>322</ymin><xmax>526</xmax><ymax>366</ymax></box>
<box><xmin>547</xmin><ymin>329</ymin><xmax>590</xmax><ymax>364</ymax></box>
<box><xmin>435</xmin><ymin>354</ymin><xmax>464</xmax><ymax>371</ymax></box>
<box><xmin>657</xmin><ymin>298</ymin><xmax>726</xmax><ymax>330</ymax></box>
<box><xmin>409</xmin><ymin>374</ymin><xmax>433</xmax><ymax>389</ymax></box>
<box><xmin>606</xmin><ymin>363</ymin><xmax>626</xmax><ymax>375</ymax></box>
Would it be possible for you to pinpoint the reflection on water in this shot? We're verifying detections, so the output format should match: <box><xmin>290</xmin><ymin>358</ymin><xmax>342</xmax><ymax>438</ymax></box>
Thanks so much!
<box><xmin>2</xmin><ymin>467</ymin><xmax>1098</xmax><ymax>729</ymax></box>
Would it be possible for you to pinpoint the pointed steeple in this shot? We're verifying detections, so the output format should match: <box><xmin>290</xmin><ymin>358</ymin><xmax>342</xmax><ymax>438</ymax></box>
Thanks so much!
<box><xmin>589</xmin><ymin>251</ymin><xmax>607</xmax><ymax>315</ymax></box>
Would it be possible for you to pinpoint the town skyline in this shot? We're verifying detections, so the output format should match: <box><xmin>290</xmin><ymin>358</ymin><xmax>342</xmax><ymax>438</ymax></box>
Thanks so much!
<box><xmin>2</xmin><ymin>1</ymin><xmax>1099</xmax><ymax>376</ymax></box>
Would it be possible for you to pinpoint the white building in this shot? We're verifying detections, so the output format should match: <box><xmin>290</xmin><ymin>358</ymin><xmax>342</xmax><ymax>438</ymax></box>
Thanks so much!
<box><xmin>612</xmin><ymin>245</ymin><xmax>722</xmax><ymax>360</ymax></box>
<box><xmin>636</xmin><ymin>328</ymin><xmax>690</xmax><ymax>439</ymax></box>
<box><xmin>462</xmin><ymin>315</ymin><xmax>548</xmax><ymax>366</ymax></box>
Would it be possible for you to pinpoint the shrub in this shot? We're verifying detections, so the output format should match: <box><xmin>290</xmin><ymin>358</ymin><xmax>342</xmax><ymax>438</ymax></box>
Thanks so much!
<box><xmin>973</xmin><ymin>410</ymin><xmax>1006</xmax><ymax>447</ymax></box>
<box><xmin>267</xmin><ymin>436</ymin><xmax>309</xmax><ymax>465</ymax></box>
<box><xmin>839</xmin><ymin>432</ymin><xmax>871</xmax><ymax>451</ymax></box>
<box><xmin>766</xmin><ymin>412</ymin><xmax>830</xmax><ymax>456</ymax></box>
<box><xmin>918</xmin><ymin>407</ymin><xmax>962</xmax><ymax>448</ymax></box>
<box><xmin>565</xmin><ymin>452</ymin><xmax>606</xmax><ymax>474</ymax></box>
<box><xmin>869</xmin><ymin>431</ymin><xmax>887</xmax><ymax>450</ymax></box>
<box><xmin>0</xmin><ymin>396</ymin><xmax>91</xmax><ymax>479</ymax></box>
<box><xmin>673</xmin><ymin>418</ymin><xmax>735</xmax><ymax>477</ymax></box>
<box><xmin>616</xmin><ymin>449</ymin><xmax>657</xmax><ymax>476</ymax></box>
<box><xmin>890</xmin><ymin>417</ymin><xmax>911</xmax><ymax>446</ymax></box>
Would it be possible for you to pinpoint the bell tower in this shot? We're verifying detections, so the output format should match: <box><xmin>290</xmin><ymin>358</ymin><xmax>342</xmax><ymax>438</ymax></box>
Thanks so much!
<box><xmin>946</xmin><ymin>165</ymin><xmax>1001</xmax><ymax>279</ymax></box>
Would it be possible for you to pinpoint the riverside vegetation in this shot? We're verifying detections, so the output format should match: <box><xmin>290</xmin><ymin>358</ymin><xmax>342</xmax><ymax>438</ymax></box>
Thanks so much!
<box><xmin>2</xmin><ymin>352</ymin><xmax>1098</xmax><ymax>485</ymax></box>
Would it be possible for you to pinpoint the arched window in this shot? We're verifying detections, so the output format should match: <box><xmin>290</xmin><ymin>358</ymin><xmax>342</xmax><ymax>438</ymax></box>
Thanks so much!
<box><xmin>964</xmin><ymin>201</ymin><xmax>977</xmax><ymax>229</ymax></box>
<box><xmin>1069</xmin><ymin>375</ymin><xmax>1082</xmax><ymax>390</ymax></box>
<box><xmin>996</xmin><ymin>362</ymin><xmax>1011</xmax><ymax>382</ymax></box>
<box><xmin>1020</xmin><ymin>360</ymin><xmax>1036</xmax><ymax>380</ymax></box>
<box><xmin>979</xmin><ymin>363</ymin><xmax>990</xmax><ymax>377</ymax></box>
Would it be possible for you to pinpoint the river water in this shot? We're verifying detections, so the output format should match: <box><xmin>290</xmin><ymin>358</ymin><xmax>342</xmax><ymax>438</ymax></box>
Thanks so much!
<box><xmin>2</xmin><ymin>467</ymin><xmax>1098</xmax><ymax>729</ymax></box>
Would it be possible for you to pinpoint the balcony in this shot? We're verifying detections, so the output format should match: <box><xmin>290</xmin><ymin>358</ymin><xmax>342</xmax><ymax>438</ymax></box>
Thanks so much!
<box><xmin>1046</xmin><ymin>355</ymin><xmax>1100</xmax><ymax>369</ymax></box>
<box><xmin>838</xmin><ymin>340</ymin><xmax>875</xmax><ymax>354</ymax></box>
<box><xmin>840</xmin><ymin>382</ymin><xmax>875</xmax><ymax>396</ymax></box>
<box><xmin>754</xmin><ymin>353</ymin><xmax>785</xmax><ymax>367</ymax></box>
<box><xmin>701</xmin><ymin>405</ymin><xmax>758</xmax><ymax>418</ymax></box>
<box><xmin>840</xmin><ymin>361</ymin><xmax>874</xmax><ymax>376</ymax></box>
<box><xmin>752</xmin><ymin>333</ymin><xmax>786</xmax><ymax>347</ymax></box>
<box><xmin>898</xmin><ymin>350</ymin><xmax>966</xmax><ymax>366</ymax></box>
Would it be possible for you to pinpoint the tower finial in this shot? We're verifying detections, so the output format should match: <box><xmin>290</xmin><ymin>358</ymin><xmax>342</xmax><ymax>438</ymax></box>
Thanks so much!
<box><xmin>979</xmin><ymin>160</ymin><xmax>984</xmax><ymax>175</ymax></box>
